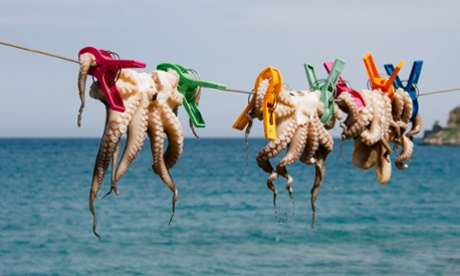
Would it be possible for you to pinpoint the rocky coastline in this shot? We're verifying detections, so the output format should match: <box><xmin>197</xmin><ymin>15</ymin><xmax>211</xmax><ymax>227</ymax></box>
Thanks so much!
<box><xmin>420</xmin><ymin>106</ymin><xmax>460</xmax><ymax>145</ymax></box>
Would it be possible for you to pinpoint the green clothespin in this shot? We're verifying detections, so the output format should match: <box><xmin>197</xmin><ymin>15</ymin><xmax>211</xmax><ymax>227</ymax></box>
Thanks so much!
<box><xmin>157</xmin><ymin>63</ymin><xmax>227</xmax><ymax>128</ymax></box>
<box><xmin>304</xmin><ymin>58</ymin><xmax>345</xmax><ymax>125</ymax></box>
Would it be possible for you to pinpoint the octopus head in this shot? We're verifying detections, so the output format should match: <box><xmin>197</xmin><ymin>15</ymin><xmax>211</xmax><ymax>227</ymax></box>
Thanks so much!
<box><xmin>290</xmin><ymin>90</ymin><xmax>321</xmax><ymax>125</ymax></box>
<box><xmin>152</xmin><ymin>70</ymin><xmax>183</xmax><ymax>109</ymax></box>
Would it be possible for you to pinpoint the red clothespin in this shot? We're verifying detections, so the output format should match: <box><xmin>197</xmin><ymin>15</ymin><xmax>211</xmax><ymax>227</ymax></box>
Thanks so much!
<box><xmin>323</xmin><ymin>61</ymin><xmax>366</xmax><ymax>112</ymax></box>
<box><xmin>78</xmin><ymin>46</ymin><xmax>147</xmax><ymax>112</ymax></box>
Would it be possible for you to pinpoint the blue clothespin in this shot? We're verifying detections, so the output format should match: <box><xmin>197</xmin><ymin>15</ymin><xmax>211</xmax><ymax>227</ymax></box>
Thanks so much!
<box><xmin>384</xmin><ymin>60</ymin><xmax>423</xmax><ymax>121</ymax></box>
<box><xmin>304</xmin><ymin>58</ymin><xmax>345</xmax><ymax>125</ymax></box>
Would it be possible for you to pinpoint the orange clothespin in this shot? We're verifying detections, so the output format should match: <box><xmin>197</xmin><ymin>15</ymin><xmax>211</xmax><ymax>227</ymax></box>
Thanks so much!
<box><xmin>232</xmin><ymin>66</ymin><xmax>282</xmax><ymax>140</ymax></box>
<box><xmin>363</xmin><ymin>52</ymin><xmax>403</xmax><ymax>100</ymax></box>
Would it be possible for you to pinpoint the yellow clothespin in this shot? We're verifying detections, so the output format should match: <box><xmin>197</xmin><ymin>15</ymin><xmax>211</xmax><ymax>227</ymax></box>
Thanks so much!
<box><xmin>232</xmin><ymin>66</ymin><xmax>282</xmax><ymax>140</ymax></box>
<box><xmin>363</xmin><ymin>52</ymin><xmax>404</xmax><ymax>100</ymax></box>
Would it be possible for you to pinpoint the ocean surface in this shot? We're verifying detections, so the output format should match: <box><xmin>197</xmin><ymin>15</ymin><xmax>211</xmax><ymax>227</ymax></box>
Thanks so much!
<box><xmin>1</xmin><ymin>137</ymin><xmax>460</xmax><ymax>275</ymax></box>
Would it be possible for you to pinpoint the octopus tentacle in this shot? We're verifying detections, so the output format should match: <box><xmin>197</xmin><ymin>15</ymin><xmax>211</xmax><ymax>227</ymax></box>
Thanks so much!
<box><xmin>337</xmin><ymin>91</ymin><xmax>360</xmax><ymax>127</ymax></box>
<box><xmin>259</xmin><ymin>118</ymin><xmax>295</xmax><ymax>212</ymax></box>
<box><xmin>278</xmin><ymin>123</ymin><xmax>308</xmax><ymax>172</ymax></box>
<box><xmin>406</xmin><ymin>112</ymin><xmax>423</xmax><ymax>138</ymax></box>
<box><xmin>391</xmin><ymin>88</ymin><xmax>413</xmax><ymax>138</ymax></box>
<box><xmin>392</xmin><ymin>89</ymin><xmax>405</xmax><ymax>122</ymax></box>
<box><xmin>299</xmin><ymin>117</ymin><xmax>320</xmax><ymax>164</ymax></box>
<box><xmin>301</xmin><ymin>116</ymin><xmax>333</xmax><ymax>227</ymax></box>
<box><xmin>89</xmin><ymin>109</ymin><xmax>127</xmax><ymax>239</ymax></box>
<box><xmin>99</xmin><ymin>141</ymin><xmax>120</xmax><ymax>199</ymax></box>
<box><xmin>375</xmin><ymin>141</ymin><xmax>392</xmax><ymax>185</ymax></box>
<box><xmin>163</xmin><ymin>91</ymin><xmax>186</xmax><ymax>169</ymax></box>
<box><xmin>256</xmin><ymin>116</ymin><xmax>296</xmax><ymax>173</ymax></box>
<box><xmin>394</xmin><ymin>134</ymin><xmax>414</xmax><ymax>170</ymax></box>
<box><xmin>310</xmin><ymin>146</ymin><xmax>328</xmax><ymax>227</ymax></box>
<box><xmin>77</xmin><ymin>53</ymin><xmax>96</xmax><ymax>127</ymax></box>
<box><xmin>341</xmin><ymin>101</ymin><xmax>374</xmax><ymax>139</ymax></box>
<box><xmin>98</xmin><ymin>89</ymin><xmax>145</xmax><ymax>198</ymax></box>
<box><xmin>360</xmin><ymin>92</ymin><xmax>385</xmax><ymax>146</ymax></box>
<box><xmin>256</xmin><ymin>111</ymin><xmax>297</xmax><ymax>222</ymax></box>
<box><xmin>113</xmin><ymin>96</ymin><xmax>149</xmax><ymax>185</ymax></box>
<box><xmin>270</xmin><ymin>123</ymin><xmax>308</xmax><ymax>222</ymax></box>
<box><xmin>146</xmin><ymin>70</ymin><xmax>183</xmax><ymax>225</ymax></box>
<box><xmin>163</xmin><ymin>108</ymin><xmax>184</xmax><ymax>170</ymax></box>
<box><xmin>252</xmin><ymin>79</ymin><xmax>269</xmax><ymax>119</ymax></box>
<box><xmin>400</xmin><ymin>90</ymin><xmax>413</xmax><ymax>125</ymax></box>
<box><xmin>148</xmin><ymin>107</ymin><xmax>179</xmax><ymax>225</ymax></box>
<box><xmin>273</xmin><ymin>90</ymin><xmax>296</xmax><ymax>119</ymax></box>
<box><xmin>324</xmin><ymin>103</ymin><xmax>342</xmax><ymax>130</ymax></box>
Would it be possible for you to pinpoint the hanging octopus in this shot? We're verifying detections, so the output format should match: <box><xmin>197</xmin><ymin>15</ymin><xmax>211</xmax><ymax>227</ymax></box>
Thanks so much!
<box><xmin>337</xmin><ymin>88</ymin><xmax>394</xmax><ymax>184</ymax></box>
<box><xmin>337</xmin><ymin>85</ymin><xmax>423</xmax><ymax>184</ymax></box>
<box><xmin>78</xmin><ymin>53</ymin><xmax>184</xmax><ymax>238</ymax></box>
<box><xmin>241</xmin><ymin>78</ymin><xmax>335</xmax><ymax>224</ymax></box>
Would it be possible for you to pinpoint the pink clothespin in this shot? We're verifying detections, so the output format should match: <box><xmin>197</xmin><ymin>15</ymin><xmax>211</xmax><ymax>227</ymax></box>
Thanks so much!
<box><xmin>78</xmin><ymin>46</ymin><xmax>147</xmax><ymax>112</ymax></box>
<box><xmin>323</xmin><ymin>61</ymin><xmax>365</xmax><ymax>112</ymax></box>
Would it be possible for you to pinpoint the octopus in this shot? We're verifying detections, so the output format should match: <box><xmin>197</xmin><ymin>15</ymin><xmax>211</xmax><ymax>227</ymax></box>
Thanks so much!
<box><xmin>242</xmin><ymin>79</ymin><xmax>335</xmax><ymax>224</ymax></box>
<box><xmin>337</xmin><ymin>89</ymin><xmax>393</xmax><ymax>184</ymax></box>
<box><xmin>337</xmin><ymin>86</ymin><xmax>422</xmax><ymax>184</ymax></box>
<box><xmin>78</xmin><ymin>53</ymin><xmax>184</xmax><ymax>239</ymax></box>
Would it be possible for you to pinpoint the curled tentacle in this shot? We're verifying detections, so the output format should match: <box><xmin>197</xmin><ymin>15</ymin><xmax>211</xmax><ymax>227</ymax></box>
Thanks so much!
<box><xmin>336</xmin><ymin>92</ymin><xmax>360</xmax><ymax>127</ymax></box>
<box><xmin>276</xmin><ymin>123</ymin><xmax>308</xmax><ymax>180</ymax></box>
<box><xmin>256</xmin><ymin>116</ymin><xmax>296</xmax><ymax>173</ymax></box>
<box><xmin>341</xmin><ymin>105</ymin><xmax>374</xmax><ymax>139</ymax></box>
<box><xmin>252</xmin><ymin>79</ymin><xmax>270</xmax><ymax>120</ymax></box>
<box><xmin>406</xmin><ymin>112</ymin><xmax>423</xmax><ymax>138</ymax></box>
<box><xmin>324</xmin><ymin>102</ymin><xmax>342</xmax><ymax>130</ymax></box>
<box><xmin>394</xmin><ymin>134</ymin><xmax>414</xmax><ymax>170</ymax></box>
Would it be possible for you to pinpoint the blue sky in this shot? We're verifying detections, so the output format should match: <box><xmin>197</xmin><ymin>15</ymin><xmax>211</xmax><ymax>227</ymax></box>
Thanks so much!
<box><xmin>1</xmin><ymin>0</ymin><xmax>459</xmax><ymax>138</ymax></box>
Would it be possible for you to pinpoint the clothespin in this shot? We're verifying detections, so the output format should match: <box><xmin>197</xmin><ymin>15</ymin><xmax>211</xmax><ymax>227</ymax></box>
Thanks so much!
<box><xmin>304</xmin><ymin>58</ymin><xmax>345</xmax><ymax>125</ymax></box>
<box><xmin>323</xmin><ymin>61</ymin><xmax>366</xmax><ymax>113</ymax></box>
<box><xmin>78</xmin><ymin>46</ymin><xmax>147</xmax><ymax>112</ymax></box>
<box><xmin>363</xmin><ymin>52</ymin><xmax>403</xmax><ymax>100</ymax></box>
<box><xmin>384</xmin><ymin>60</ymin><xmax>423</xmax><ymax>121</ymax></box>
<box><xmin>156</xmin><ymin>63</ymin><xmax>226</xmax><ymax>128</ymax></box>
<box><xmin>232</xmin><ymin>66</ymin><xmax>282</xmax><ymax>140</ymax></box>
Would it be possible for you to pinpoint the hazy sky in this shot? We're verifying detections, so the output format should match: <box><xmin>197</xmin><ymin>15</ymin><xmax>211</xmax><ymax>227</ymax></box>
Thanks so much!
<box><xmin>1</xmin><ymin>0</ymin><xmax>459</xmax><ymax>138</ymax></box>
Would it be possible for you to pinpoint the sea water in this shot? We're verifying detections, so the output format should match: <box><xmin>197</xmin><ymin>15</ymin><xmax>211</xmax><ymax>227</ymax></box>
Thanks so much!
<box><xmin>1</xmin><ymin>138</ymin><xmax>460</xmax><ymax>275</ymax></box>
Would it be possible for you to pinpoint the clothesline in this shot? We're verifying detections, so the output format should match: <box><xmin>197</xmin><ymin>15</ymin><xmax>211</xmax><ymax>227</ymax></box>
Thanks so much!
<box><xmin>1</xmin><ymin>40</ymin><xmax>460</xmax><ymax>97</ymax></box>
